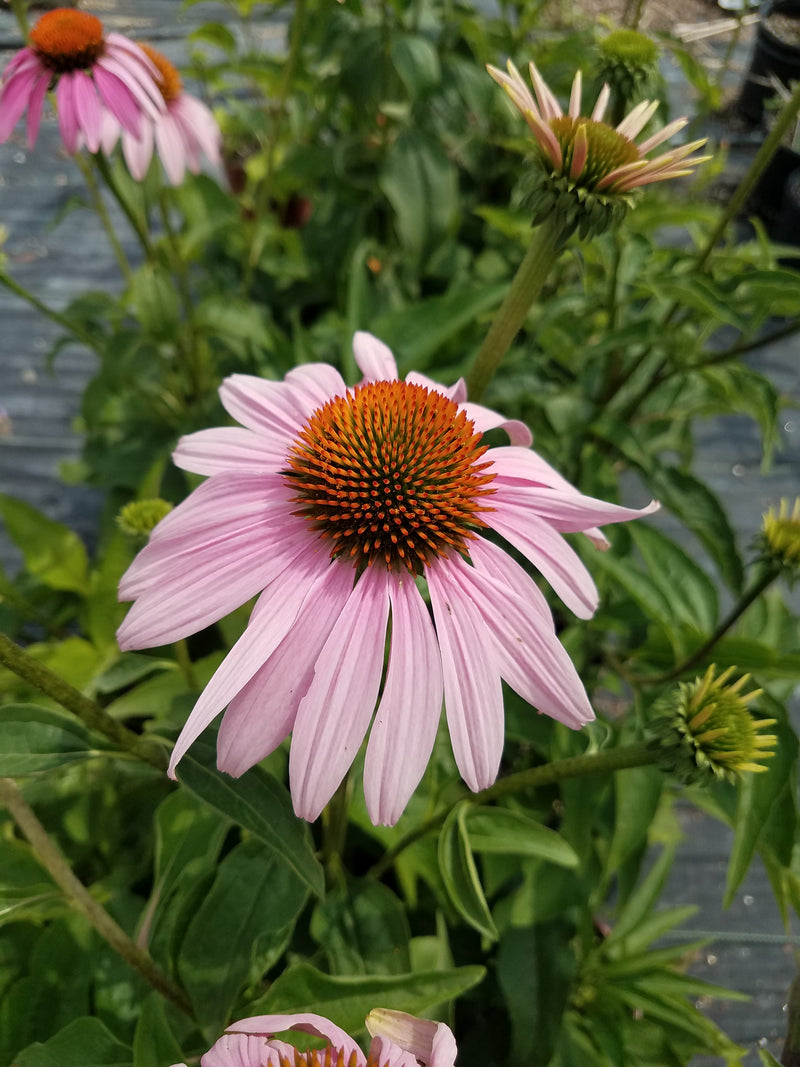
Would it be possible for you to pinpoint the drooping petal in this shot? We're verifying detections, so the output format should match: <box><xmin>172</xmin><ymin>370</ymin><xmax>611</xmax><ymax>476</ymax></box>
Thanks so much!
<box><xmin>217</xmin><ymin>562</ymin><xmax>354</xmax><ymax>776</ymax></box>
<box><xmin>55</xmin><ymin>73</ymin><xmax>80</xmax><ymax>153</ymax></box>
<box><xmin>168</xmin><ymin>542</ymin><xmax>328</xmax><ymax>776</ymax></box>
<box><xmin>284</xmin><ymin>362</ymin><xmax>348</xmax><ymax>413</ymax></box>
<box><xmin>173</xmin><ymin>426</ymin><xmax>285</xmax><ymax>476</ymax></box>
<box><xmin>491</xmin><ymin>483</ymin><xmax>660</xmax><ymax>533</ymax></box>
<box><xmin>427</xmin><ymin>561</ymin><xmax>504</xmax><ymax>791</ymax></box>
<box><xmin>363</xmin><ymin>572</ymin><xmax>444</xmax><ymax>825</ymax></box>
<box><xmin>25</xmin><ymin>71</ymin><xmax>51</xmax><ymax>148</ymax></box>
<box><xmin>0</xmin><ymin>65</ymin><xmax>42</xmax><ymax>142</ymax></box>
<box><xmin>154</xmin><ymin>109</ymin><xmax>187</xmax><ymax>184</ymax></box>
<box><xmin>201</xmin><ymin>1032</ymin><xmax>281</xmax><ymax>1067</ymax></box>
<box><xmin>459</xmin><ymin>401</ymin><xmax>533</xmax><ymax>446</ymax></box>
<box><xmin>366</xmin><ymin>1010</ymin><xmax>458</xmax><ymax>1067</ymax></box>
<box><xmin>289</xmin><ymin>564</ymin><xmax>391</xmax><ymax>820</ymax></box>
<box><xmin>92</xmin><ymin>63</ymin><xmax>142</xmax><ymax>137</ymax></box>
<box><xmin>121</xmin><ymin>120</ymin><xmax>154</xmax><ymax>180</ymax></box>
<box><xmin>214</xmin><ymin>1014</ymin><xmax>365</xmax><ymax>1065</ymax></box>
<box><xmin>71</xmin><ymin>69</ymin><xmax>102</xmax><ymax>151</ymax></box>
<box><xmin>487</xmin><ymin>501</ymin><xmax>599</xmax><ymax>618</ymax></box>
<box><xmin>353</xmin><ymin>330</ymin><xmax>399</xmax><ymax>382</ymax></box>
<box><xmin>220</xmin><ymin>374</ymin><xmax>310</xmax><ymax>438</ymax></box>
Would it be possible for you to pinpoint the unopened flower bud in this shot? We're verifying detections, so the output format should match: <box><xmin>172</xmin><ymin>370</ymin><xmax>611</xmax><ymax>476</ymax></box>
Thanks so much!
<box><xmin>117</xmin><ymin>499</ymin><xmax>173</xmax><ymax>541</ymax></box>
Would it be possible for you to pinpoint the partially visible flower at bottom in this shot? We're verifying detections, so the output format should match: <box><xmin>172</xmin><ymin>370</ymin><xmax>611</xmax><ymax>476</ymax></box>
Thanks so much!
<box><xmin>649</xmin><ymin>665</ymin><xmax>777</xmax><ymax>785</ymax></box>
<box><xmin>171</xmin><ymin>1009</ymin><xmax>457</xmax><ymax>1067</ymax></box>
<box><xmin>117</xmin><ymin>332</ymin><xmax>658</xmax><ymax>825</ymax></box>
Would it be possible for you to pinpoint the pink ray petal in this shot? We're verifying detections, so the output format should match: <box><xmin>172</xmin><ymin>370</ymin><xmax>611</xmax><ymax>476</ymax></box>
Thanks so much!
<box><xmin>215</xmin><ymin>1015</ymin><xmax>365</xmax><ymax>1064</ymax></box>
<box><xmin>487</xmin><ymin>502</ymin><xmax>599</xmax><ymax>618</ymax></box>
<box><xmin>173</xmin><ymin>426</ymin><xmax>285</xmax><ymax>476</ymax></box>
<box><xmin>92</xmin><ymin>64</ymin><xmax>142</xmax><ymax>137</ymax></box>
<box><xmin>520</xmin><ymin>104</ymin><xmax>563</xmax><ymax>169</ymax></box>
<box><xmin>284</xmin><ymin>362</ymin><xmax>348</xmax><ymax>413</ymax></box>
<box><xmin>591</xmin><ymin>82</ymin><xmax>611</xmax><ymax>122</ymax></box>
<box><xmin>637</xmin><ymin>116</ymin><xmax>688</xmax><ymax>155</ymax></box>
<box><xmin>0</xmin><ymin>65</ymin><xmax>41</xmax><ymax>142</ymax></box>
<box><xmin>289</xmin><ymin>564</ymin><xmax>391</xmax><ymax>821</ymax></box>
<box><xmin>491</xmin><ymin>483</ymin><xmax>659</xmax><ymax>533</ymax></box>
<box><xmin>220</xmin><ymin>374</ymin><xmax>309</xmax><ymax>437</ymax></box>
<box><xmin>467</xmin><ymin>536</ymin><xmax>552</xmax><ymax>624</ymax></box>
<box><xmin>363</xmin><ymin>572</ymin><xmax>444</xmax><ymax>825</ymax></box>
<box><xmin>71</xmin><ymin>69</ymin><xmax>102</xmax><ymax>152</ymax></box>
<box><xmin>427</xmin><ymin>561</ymin><xmax>504</xmax><ymax>791</ymax></box>
<box><xmin>616</xmin><ymin>99</ymin><xmax>658</xmax><ymax>139</ymax></box>
<box><xmin>459</xmin><ymin>402</ymin><xmax>533</xmax><ymax>446</ymax></box>
<box><xmin>570</xmin><ymin>123</ymin><xmax>588</xmax><ymax>180</ymax></box>
<box><xmin>168</xmin><ymin>544</ymin><xmax>327</xmax><ymax>776</ymax></box>
<box><xmin>528</xmin><ymin>59</ymin><xmax>563</xmax><ymax>121</ymax></box>
<box><xmin>488</xmin><ymin>444</ymin><xmax>587</xmax><ymax>492</ymax></box>
<box><xmin>121</xmin><ymin>120</ymin><xmax>154</xmax><ymax>180</ymax></box>
<box><xmin>487</xmin><ymin>61</ymin><xmax>539</xmax><ymax>116</ymax></box>
<box><xmin>55</xmin><ymin>73</ymin><xmax>80</xmax><ymax>153</ymax></box>
<box><xmin>154</xmin><ymin>109</ymin><xmax>187</xmax><ymax>185</ymax></box>
<box><xmin>367</xmin><ymin>1012</ymin><xmax>457</xmax><ymax>1067</ymax></box>
<box><xmin>25</xmin><ymin>71</ymin><xmax>50</xmax><ymax>148</ymax></box>
<box><xmin>172</xmin><ymin>94</ymin><xmax>221</xmax><ymax>165</ymax></box>
<box><xmin>404</xmin><ymin>371</ymin><xmax>463</xmax><ymax>402</ymax></box>
<box><xmin>217</xmin><ymin>562</ymin><xmax>354</xmax><ymax>776</ymax></box>
<box><xmin>353</xmin><ymin>331</ymin><xmax>399</xmax><ymax>382</ymax></box>
<box><xmin>568</xmin><ymin>69</ymin><xmax>582</xmax><ymax>119</ymax></box>
<box><xmin>3</xmin><ymin>48</ymin><xmax>40</xmax><ymax>80</ymax></box>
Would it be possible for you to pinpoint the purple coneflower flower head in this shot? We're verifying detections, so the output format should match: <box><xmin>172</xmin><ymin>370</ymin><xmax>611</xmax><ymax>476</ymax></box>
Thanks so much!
<box><xmin>172</xmin><ymin>1009</ymin><xmax>457</xmax><ymax>1067</ymax></box>
<box><xmin>487</xmin><ymin>59</ymin><xmax>711</xmax><ymax>237</ymax></box>
<box><xmin>108</xmin><ymin>44</ymin><xmax>221</xmax><ymax>185</ymax></box>
<box><xmin>117</xmin><ymin>334</ymin><xmax>657</xmax><ymax>825</ymax></box>
<box><xmin>0</xmin><ymin>8</ymin><xmax>164</xmax><ymax>153</ymax></box>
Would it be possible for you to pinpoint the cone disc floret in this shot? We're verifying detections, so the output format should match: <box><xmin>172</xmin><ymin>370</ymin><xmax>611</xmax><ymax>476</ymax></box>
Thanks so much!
<box><xmin>649</xmin><ymin>666</ymin><xmax>777</xmax><ymax>785</ymax></box>
<box><xmin>285</xmin><ymin>380</ymin><xmax>495</xmax><ymax>574</ymax></box>
<box><xmin>29</xmin><ymin>9</ymin><xmax>105</xmax><ymax>73</ymax></box>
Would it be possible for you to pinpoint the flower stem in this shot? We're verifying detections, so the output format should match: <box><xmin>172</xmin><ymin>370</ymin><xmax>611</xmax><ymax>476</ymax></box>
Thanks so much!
<box><xmin>74</xmin><ymin>153</ymin><xmax>134</xmax><ymax>282</ymax></box>
<box><xmin>0</xmin><ymin>777</ymin><xmax>194</xmax><ymax>1018</ymax></box>
<box><xmin>93</xmin><ymin>152</ymin><xmax>156</xmax><ymax>262</ymax></box>
<box><xmin>9</xmin><ymin>0</ymin><xmax>29</xmax><ymax>38</ymax></box>
<box><xmin>636</xmin><ymin>564</ymin><xmax>782</xmax><ymax>685</ymax></box>
<box><xmin>368</xmin><ymin>741</ymin><xmax>658</xmax><ymax>879</ymax></box>
<box><xmin>0</xmin><ymin>269</ymin><xmax>102</xmax><ymax>353</ymax></box>
<box><xmin>466</xmin><ymin>214</ymin><xmax>562</xmax><ymax>402</ymax></box>
<box><xmin>0</xmin><ymin>633</ymin><xmax>168</xmax><ymax>771</ymax></box>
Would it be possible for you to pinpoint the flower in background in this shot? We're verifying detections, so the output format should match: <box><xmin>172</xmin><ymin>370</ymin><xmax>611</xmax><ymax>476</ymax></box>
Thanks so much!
<box><xmin>760</xmin><ymin>497</ymin><xmax>800</xmax><ymax>575</ymax></box>
<box><xmin>118</xmin><ymin>333</ymin><xmax>657</xmax><ymax>825</ymax></box>
<box><xmin>109</xmin><ymin>43</ymin><xmax>221</xmax><ymax>185</ymax></box>
<box><xmin>649</xmin><ymin>665</ymin><xmax>777</xmax><ymax>785</ymax></box>
<box><xmin>174</xmin><ymin>1009</ymin><xmax>457</xmax><ymax>1067</ymax></box>
<box><xmin>0</xmin><ymin>8</ymin><xmax>164</xmax><ymax>153</ymax></box>
<box><xmin>487</xmin><ymin>59</ymin><xmax>710</xmax><ymax>237</ymax></box>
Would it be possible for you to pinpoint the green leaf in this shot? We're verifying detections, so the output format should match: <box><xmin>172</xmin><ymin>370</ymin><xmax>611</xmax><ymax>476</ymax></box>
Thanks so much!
<box><xmin>605</xmin><ymin>765</ymin><xmax>663</xmax><ymax>893</ymax></box>
<box><xmin>15</xmin><ymin>1017</ymin><xmax>132</xmax><ymax>1067</ymax></box>
<box><xmin>0</xmin><ymin>495</ymin><xmax>89</xmax><ymax>594</ymax></box>
<box><xmin>604</xmin><ymin>846</ymin><xmax>677</xmax><ymax>948</ymax></box>
<box><xmin>759</xmin><ymin>1050</ymin><xmax>783</xmax><ymax>1066</ymax></box>
<box><xmin>391</xmin><ymin>34</ymin><xmax>441</xmax><ymax>97</ymax></box>
<box><xmin>379</xmin><ymin>130</ymin><xmax>457</xmax><ymax>261</ymax></box>
<box><xmin>176</xmin><ymin>745</ymin><xmax>324</xmax><ymax>898</ymax></box>
<box><xmin>464</xmin><ymin>807</ymin><xmax>578</xmax><ymax>867</ymax></box>
<box><xmin>724</xmin><ymin>697</ymin><xmax>799</xmax><ymax>906</ymax></box>
<box><xmin>189</xmin><ymin>21</ymin><xmax>237</xmax><ymax>52</ymax></box>
<box><xmin>0</xmin><ymin>704</ymin><xmax>98</xmax><ymax>775</ymax></box>
<box><xmin>629</xmin><ymin>524</ymin><xmax>718</xmax><ymax>634</ymax></box>
<box><xmin>129</xmin><ymin>265</ymin><xmax>181</xmax><ymax>341</ymax></box>
<box><xmin>132</xmin><ymin>995</ymin><xmax>183</xmax><ymax>1067</ymax></box>
<box><xmin>249</xmin><ymin>962</ymin><xmax>485</xmax><ymax>1034</ymax></box>
<box><xmin>178</xmin><ymin>839</ymin><xmax>308</xmax><ymax>1034</ymax></box>
<box><xmin>438</xmin><ymin>802</ymin><xmax>497</xmax><ymax>940</ymax></box>
<box><xmin>311</xmin><ymin>880</ymin><xmax>411</xmax><ymax>975</ymax></box>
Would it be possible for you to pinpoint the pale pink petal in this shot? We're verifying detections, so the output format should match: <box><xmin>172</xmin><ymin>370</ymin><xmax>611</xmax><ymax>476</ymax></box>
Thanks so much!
<box><xmin>487</xmin><ymin>61</ymin><xmax>539</xmax><ymax>118</ymax></box>
<box><xmin>0</xmin><ymin>65</ymin><xmax>41</xmax><ymax>142</ymax></box>
<box><xmin>121</xmin><ymin>120</ymin><xmax>154</xmax><ymax>180</ymax></box>
<box><xmin>289</xmin><ymin>565</ymin><xmax>391</xmax><ymax>821</ymax></box>
<box><xmin>488</xmin><ymin>445</ymin><xmax>586</xmax><ymax>493</ymax></box>
<box><xmin>201</xmin><ymin>1033</ymin><xmax>282</xmax><ymax>1067</ymax></box>
<box><xmin>405</xmin><ymin>371</ymin><xmax>464</xmax><ymax>403</ymax></box>
<box><xmin>367</xmin><ymin>1010</ymin><xmax>457</xmax><ymax>1067</ymax></box>
<box><xmin>487</xmin><ymin>501</ymin><xmax>599</xmax><ymax>618</ymax></box>
<box><xmin>173</xmin><ymin>426</ymin><xmax>285</xmax><ymax>475</ymax></box>
<box><xmin>25</xmin><ymin>71</ymin><xmax>50</xmax><ymax>148</ymax></box>
<box><xmin>570</xmin><ymin>123</ymin><xmax>588</xmax><ymax>180</ymax></box>
<box><xmin>427</xmin><ymin>562</ymin><xmax>504</xmax><ymax>791</ymax></box>
<box><xmin>568</xmin><ymin>69</ymin><xmax>582</xmax><ymax>119</ymax></box>
<box><xmin>55</xmin><ymin>73</ymin><xmax>80</xmax><ymax>153</ymax></box>
<box><xmin>217</xmin><ymin>1015</ymin><xmax>365</xmax><ymax>1065</ymax></box>
<box><xmin>284</xmin><ymin>362</ymin><xmax>347</xmax><ymax>412</ymax></box>
<box><xmin>366</xmin><ymin>1038</ymin><xmax>419</xmax><ymax>1067</ymax></box>
<box><xmin>591</xmin><ymin>83</ymin><xmax>611</xmax><ymax>121</ymax></box>
<box><xmin>3</xmin><ymin>48</ymin><xmax>40</xmax><ymax>80</ymax></box>
<box><xmin>616</xmin><ymin>99</ymin><xmax>658</xmax><ymax>139</ymax></box>
<box><xmin>92</xmin><ymin>64</ymin><xmax>142</xmax><ymax>137</ymax></box>
<box><xmin>528</xmin><ymin>59</ymin><xmax>563</xmax><ymax>121</ymax></box>
<box><xmin>168</xmin><ymin>543</ymin><xmax>327</xmax><ymax>776</ymax></box>
<box><xmin>519</xmin><ymin>103</ymin><xmax>563</xmax><ymax>169</ymax></box>
<box><xmin>100</xmin><ymin>44</ymin><xmax>164</xmax><ymax>115</ymax></box>
<box><xmin>491</xmin><ymin>483</ymin><xmax>660</xmax><ymax>533</ymax></box>
<box><xmin>217</xmin><ymin>562</ymin><xmax>354</xmax><ymax>776</ymax></box>
<box><xmin>154</xmin><ymin>110</ymin><xmax>187</xmax><ymax>185</ymax></box>
<box><xmin>637</xmin><ymin>116</ymin><xmax>688</xmax><ymax>155</ymax></box>
<box><xmin>363</xmin><ymin>572</ymin><xmax>444</xmax><ymax>825</ymax></box>
<box><xmin>220</xmin><ymin>374</ymin><xmax>309</xmax><ymax>437</ymax></box>
<box><xmin>467</xmin><ymin>536</ymin><xmax>552</xmax><ymax>624</ymax></box>
<box><xmin>99</xmin><ymin>109</ymin><xmax>121</xmax><ymax>155</ymax></box>
<box><xmin>450</xmin><ymin>550</ymin><xmax>594</xmax><ymax>727</ymax></box>
<box><xmin>353</xmin><ymin>331</ymin><xmax>399</xmax><ymax>382</ymax></box>
<box><xmin>459</xmin><ymin>402</ymin><xmax>532</xmax><ymax>446</ymax></box>
<box><xmin>71</xmin><ymin>69</ymin><xmax>102</xmax><ymax>152</ymax></box>
<box><xmin>171</xmin><ymin>93</ymin><xmax>221</xmax><ymax>165</ymax></box>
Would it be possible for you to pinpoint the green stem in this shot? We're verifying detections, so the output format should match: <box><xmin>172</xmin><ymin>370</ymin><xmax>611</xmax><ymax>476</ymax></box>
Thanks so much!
<box><xmin>0</xmin><ymin>269</ymin><xmax>102</xmax><ymax>354</ymax></box>
<box><xmin>174</xmin><ymin>639</ymin><xmax>197</xmax><ymax>691</ymax></box>
<box><xmin>9</xmin><ymin>0</ymin><xmax>29</xmax><ymax>38</ymax></box>
<box><xmin>0</xmin><ymin>633</ymin><xmax>168</xmax><ymax>771</ymax></box>
<box><xmin>243</xmin><ymin>0</ymin><xmax>307</xmax><ymax>291</ymax></box>
<box><xmin>637</xmin><ymin>564</ymin><xmax>781</xmax><ymax>685</ymax></box>
<box><xmin>321</xmin><ymin>772</ymin><xmax>352</xmax><ymax>890</ymax></box>
<box><xmin>368</xmin><ymin>741</ymin><xmax>658</xmax><ymax>879</ymax></box>
<box><xmin>466</xmin><ymin>216</ymin><xmax>562</xmax><ymax>402</ymax></box>
<box><xmin>157</xmin><ymin>194</ymin><xmax>204</xmax><ymax>400</ymax></box>
<box><xmin>74</xmin><ymin>154</ymin><xmax>134</xmax><ymax>282</ymax></box>
<box><xmin>93</xmin><ymin>152</ymin><xmax>156</xmax><ymax>262</ymax></box>
<box><xmin>0</xmin><ymin>777</ymin><xmax>193</xmax><ymax>1018</ymax></box>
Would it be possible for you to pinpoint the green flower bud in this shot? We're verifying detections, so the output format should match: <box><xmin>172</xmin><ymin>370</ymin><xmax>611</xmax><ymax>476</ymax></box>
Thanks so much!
<box><xmin>117</xmin><ymin>499</ymin><xmax>173</xmax><ymax>541</ymax></box>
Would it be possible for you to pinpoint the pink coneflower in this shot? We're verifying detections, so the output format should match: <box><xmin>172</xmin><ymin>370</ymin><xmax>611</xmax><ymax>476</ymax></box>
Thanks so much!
<box><xmin>175</xmin><ymin>1008</ymin><xmax>457</xmax><ymax>1067</ymax></box>
<box><xmin>112</xmin><ymin>44</ymin><xmax>221</xmax><ymax>185</ymax></box>
<box><xmin>0</xmin><ymin>8</ymin><xmax>164</xmax><ymax>153</ymax></box>
<box><xmin>487</xmin><ymin>59</ymin><xmax>709</xmax><ymax>194</ymax></box>
<box><xmin>118</xmin><ymin>333</ymin><xmax>657</xmax><ymax>825</ymax></box>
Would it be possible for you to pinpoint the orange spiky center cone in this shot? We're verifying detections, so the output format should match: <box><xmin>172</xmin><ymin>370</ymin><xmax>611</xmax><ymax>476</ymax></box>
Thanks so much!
<box><xmin>285</xmin><ymin>380</ymin><xmax>495</xmax><ymax>574</ymax></box>
<box><xmin>140</xmin><ymin>43</ymin><xmax>182</xmax><ymax>103</ymax></box>
<box><xmin>29</xmin><ymin>9</ymin><xmax>105</xmax><ymax>72</ymax></box>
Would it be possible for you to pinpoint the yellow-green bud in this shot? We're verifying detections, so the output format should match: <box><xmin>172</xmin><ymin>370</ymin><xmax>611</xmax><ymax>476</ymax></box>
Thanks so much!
<box><xmin>117</xmin><ymin>499</ymin><xmax>173</xmax><ymax>541</ymax></box>
<box><xmin>596</xmin><ymin>30</ymin><xmax>661</xmax><ymax>126</ymax></box>
<box><xmin>760</xmin><ymin>498</ymin><xmax>800</xmax><ymax>576</ymax></box>
<box><xmin>648</xmin><ymin>665</ymin><xmax>777</xmax><ymax>785</ymax></box>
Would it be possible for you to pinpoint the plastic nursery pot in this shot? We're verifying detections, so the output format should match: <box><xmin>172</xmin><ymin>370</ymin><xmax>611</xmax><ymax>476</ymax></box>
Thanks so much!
<box><xmin>736</xmin><ymin>1</ymin><xmax>800</xmax><ymax>124</ymax></box>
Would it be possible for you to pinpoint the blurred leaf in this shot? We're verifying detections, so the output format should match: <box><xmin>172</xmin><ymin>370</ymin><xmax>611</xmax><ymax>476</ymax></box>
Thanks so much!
<box><xmin>629</xmin><ymin>524</ymin><xmax>718</xmax><ymax>634</ymax></box>
<box><xmin>15</xmin><ymin>1017</ymin><xmax>132</xmax><ymax>1067</ymax></box>
<box><xmin>178</xmin><ymin>839</ymin><xmax>308</xmax><ymax>1034</ymax></box>
<box><xmin>311</xmin><ymin>880</ymin><xmax>411</xmax><ymax>975</ymax></box>
<box><xmin>0</xmin><ymin>495</ymin><xmax>89</xmax><ymax>594</ymax></box>
<box><xmin>132</xmin><ymin>995</ymin><xmax>183</xmax><ymax>1067</ymax></box>
<box><xmin>0</xmin><ymin>705</ymin><xmax>99</xmax><ymax>775</ymax></box>
<box><xmin>189</xmin><ymin>21</ymin><xmax>237</xmax><ymax>52</ymax></box>
<box><xmin>177</xmin><ymin>746</ymin><xmax>324</xmax><ymax>898</ymax></box>
<box><xmin>379</xmin><ymin>130</ymin><xmax>458</xmax><ymax>261</ymax></box>
<box><xmin>391</xmin><ymin>34</ymin><xmax>441</xmax><ymax>97</ymax></box>
<box><xmin>130</xmin><ymin>265</ymin><xmax>181</xmax><ymax>342</ymax></box>
<box><xmin>438</xmin><ymin>802</ymin><xmax>497</xmax><ymax>941</ymax></box>
<box><xmin>605</xmin><ymin>765</ymin><xmax>663</xmax><ymax>901</ymax></box>
<box><xmin>465</xmin><ymin>807</ymin><xmax>578</xmax><ymax>867</ymax></box>
<box><xmin>249</xmin><ymin>962</ymin><xmax>485</xmax><ymax>1034</ymax></box>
